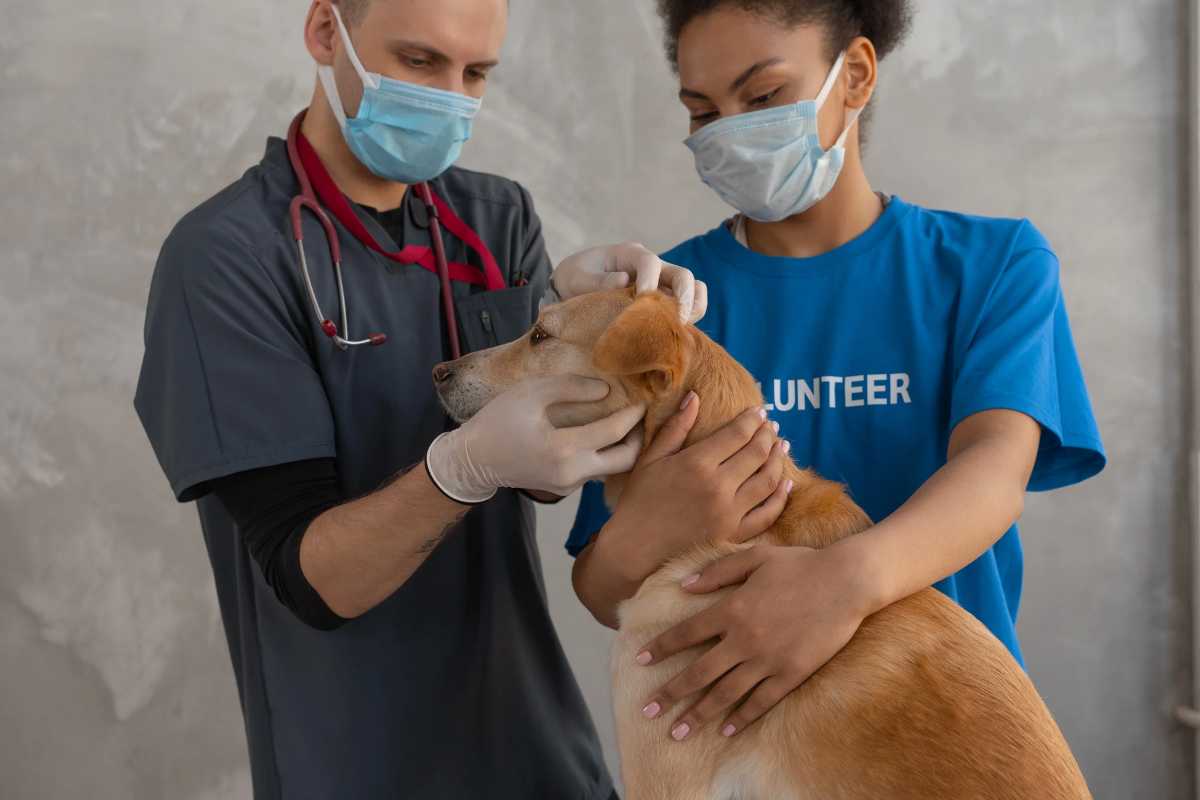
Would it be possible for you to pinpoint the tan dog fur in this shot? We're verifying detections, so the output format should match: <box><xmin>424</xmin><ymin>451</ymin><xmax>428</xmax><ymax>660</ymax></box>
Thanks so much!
<box><xmin>434</xmin><ymin>289</ymin><xmax>1091</xmax><ymax>800</ymax></box>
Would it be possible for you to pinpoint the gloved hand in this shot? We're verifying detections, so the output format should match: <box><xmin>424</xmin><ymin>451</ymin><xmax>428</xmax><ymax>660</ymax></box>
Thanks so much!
<box><xmin>549</xmin><ymin>242</ymin><xmax>708</xmax><ymax>323</ymax></box>
<box><xmin>426</xmin><ymin>376</ymin><xmax>646</xmax><ymax>503</ymax></box>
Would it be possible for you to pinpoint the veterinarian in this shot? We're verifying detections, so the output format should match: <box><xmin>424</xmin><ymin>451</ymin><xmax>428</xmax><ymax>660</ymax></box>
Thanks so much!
<box><xmin>571</xmin><ymin>0</ymin><xmax>1107</xmax><ymax>744</ymax></box>
<box><xmin>132</xmin><ymin>0</ymin><xmax>790</xmax><ymax>797</ymax></box>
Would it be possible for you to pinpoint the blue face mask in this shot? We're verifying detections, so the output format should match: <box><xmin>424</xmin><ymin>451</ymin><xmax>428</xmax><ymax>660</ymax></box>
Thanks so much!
<box><xmin>318</xmin><ymin>4</ymin><xmax>481</xmax><ymax>184</ymax></box>
<box><xmin>685</xmin><ymin>52</ymin><xmax>862</xmax><ymax>223</ymax></box>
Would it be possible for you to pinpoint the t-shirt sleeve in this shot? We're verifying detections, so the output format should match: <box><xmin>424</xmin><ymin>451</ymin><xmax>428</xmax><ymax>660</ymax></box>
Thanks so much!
<box><xmin>566</xmin><ymin>481</ymin><xmax>613</xmax><ymax>557</ymax></box>
<box><xmin>949</xmin><ymin>225</ymin><xmax>1105</xmax><ymax>491</ymax></box>
<box><xmin>134</xmin><ymin>222</ymin><xmax>337</xmax><ymax>502</ymax></box>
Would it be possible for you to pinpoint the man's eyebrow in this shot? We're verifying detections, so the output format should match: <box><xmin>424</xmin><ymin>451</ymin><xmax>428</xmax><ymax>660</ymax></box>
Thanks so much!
<box><xmin>385</xmin><ymin>40</ymin><xmax>499</xmax><ymax>69</ymax></box>
<box><xmin>385</xmin><ymin>40</ymin><xmax>449</xmax><ymax>62</ymax></box>
<box><xmin>679</xmin><ymin>57</ymin><xmax>786</xmax><ymax>101</ymax></box>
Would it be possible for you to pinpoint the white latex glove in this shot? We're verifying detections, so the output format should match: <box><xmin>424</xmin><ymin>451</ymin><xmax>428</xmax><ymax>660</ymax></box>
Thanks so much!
<box><xmin>549</xmin><ymin>242</ymin><xmax>709</xmax><ymax>323</ymax></box>
<box><xmin>426</xmin><ymin>376</ymin><xmax>646</xmax><ymax>503</ymax></box>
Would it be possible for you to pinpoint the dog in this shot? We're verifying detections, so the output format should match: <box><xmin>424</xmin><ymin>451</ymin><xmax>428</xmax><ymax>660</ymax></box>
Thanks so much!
<box><xmin>434</xmin><ymin>288</ymin><xmax>1092</xmax><ymax>800</ymax></box>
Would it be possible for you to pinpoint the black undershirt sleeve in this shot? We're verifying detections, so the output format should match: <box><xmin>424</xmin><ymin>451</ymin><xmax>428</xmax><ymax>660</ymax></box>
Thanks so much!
<box><xmin>208</xmin><ymin>458</ymin><xmax>349</xmax><ymax>631</ymax></box>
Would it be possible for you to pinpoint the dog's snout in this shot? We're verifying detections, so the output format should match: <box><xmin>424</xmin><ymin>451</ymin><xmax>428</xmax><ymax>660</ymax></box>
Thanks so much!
<box><xmin>432</xmin><ymin>362</ymin><xmax>455</xmax><ymax>385</ymax></box>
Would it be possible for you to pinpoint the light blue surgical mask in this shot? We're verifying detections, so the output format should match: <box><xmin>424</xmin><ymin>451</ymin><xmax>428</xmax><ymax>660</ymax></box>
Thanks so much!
<box><xmin>685</xmin><ymin>52</ymin><xmax>862</xmax><ymax>223</ymax></box>
<box><xmin>318</xmin><ymin>4</ymin><xmax>481</xmax><ymax>184</ymax></box>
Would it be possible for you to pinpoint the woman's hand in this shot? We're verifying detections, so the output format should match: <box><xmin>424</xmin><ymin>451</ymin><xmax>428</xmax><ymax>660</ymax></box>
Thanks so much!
<box><xmin>634</xmin><ymin>542</ymin><xmax>876</xmax><ymax>741</ymax></box>
<box><xmin>595</xmin><ymin>394</ymin><xmax>792</xmax><ymax>591</ymax></box>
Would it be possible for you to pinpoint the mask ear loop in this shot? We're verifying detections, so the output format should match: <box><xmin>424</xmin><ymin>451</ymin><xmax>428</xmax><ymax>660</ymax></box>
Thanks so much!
<box><xmin>814</xmin><ymin>51</ymin><xmax>864</xmax><ymax>150</ymax></box>
<box><xmin>814</xmin><ymin>51</ymin><xmax>848</xmax><ymax>109</ymax></box>
<box><xmin>329</xmin><ymin>4</ymin><xmax>380</xmax><ymax>90</ymax></box>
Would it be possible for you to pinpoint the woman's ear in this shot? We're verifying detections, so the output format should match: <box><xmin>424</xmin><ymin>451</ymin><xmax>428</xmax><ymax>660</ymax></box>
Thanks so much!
<box><xmin>593</xmin><ymin>293</ymin><xmax>691</xmax><ymax>395</ymax></box>
<box><xmin>845</xmin><ymin>36</ymin><xmax>878</xmax><ymax>110</ymax></box>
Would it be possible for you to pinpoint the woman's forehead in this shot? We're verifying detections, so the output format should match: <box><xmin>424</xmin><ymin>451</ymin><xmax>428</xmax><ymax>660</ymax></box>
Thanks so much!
<box><xmin>676</xmin><ymin>10</ymin><xmax>829</xmax><ymax>85</ymax></box>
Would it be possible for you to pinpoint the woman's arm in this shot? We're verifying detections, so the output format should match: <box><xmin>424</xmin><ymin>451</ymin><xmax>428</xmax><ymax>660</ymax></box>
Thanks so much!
<box><xmin>632</xmin><ymin>408</ymin><xmax>1041</xmax><ymax>742</ymax></box>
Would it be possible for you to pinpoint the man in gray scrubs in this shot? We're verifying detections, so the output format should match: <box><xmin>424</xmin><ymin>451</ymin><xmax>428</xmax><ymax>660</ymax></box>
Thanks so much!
<box><xmin>134</xmin><ymin>1</ymin><xmax>785</xmax><ymax>797</ymax></box>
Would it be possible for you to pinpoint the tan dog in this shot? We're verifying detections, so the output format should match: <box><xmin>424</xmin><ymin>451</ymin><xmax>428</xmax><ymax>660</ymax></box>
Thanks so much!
<box><xmin>434</xmin><ymin>289</ymin><xmax>1091</xmax><ymax>800</ymax></box>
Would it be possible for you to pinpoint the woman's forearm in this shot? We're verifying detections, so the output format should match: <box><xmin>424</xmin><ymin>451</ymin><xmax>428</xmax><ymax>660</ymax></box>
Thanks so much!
<box><xmin>572</xmin><ymin>531</ymin><xmax>647</xmax><ymax>629</ymax></box>
<box><xmin>837</xmin><ymin>409</ymin><xmax>1041</xmax><ymax>616</ymax></box>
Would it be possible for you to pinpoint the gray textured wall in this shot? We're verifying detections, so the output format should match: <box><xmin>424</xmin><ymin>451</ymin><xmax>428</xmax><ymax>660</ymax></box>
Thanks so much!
<box><xmin>0</xmin><ymin>1</ymin><xmax>1190</xmax><ymax>798</ymax></box>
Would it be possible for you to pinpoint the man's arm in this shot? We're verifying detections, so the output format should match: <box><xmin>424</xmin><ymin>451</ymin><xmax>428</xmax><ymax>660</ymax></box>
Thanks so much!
<box><xmin>300</xmin><ymin>463</ymin><xmax>469</xmax><ymax>619</ymax></box>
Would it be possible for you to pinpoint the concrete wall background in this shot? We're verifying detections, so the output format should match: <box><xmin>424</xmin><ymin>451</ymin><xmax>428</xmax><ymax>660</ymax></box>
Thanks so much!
<box><xmin>0</xmin><ymin>1</ymin><xmax>1190</xmax><ymax>798</ymax></box>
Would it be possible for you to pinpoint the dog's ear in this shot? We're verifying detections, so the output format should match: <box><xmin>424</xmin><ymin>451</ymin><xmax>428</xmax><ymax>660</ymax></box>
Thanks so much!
<box><xmin>593</xmin><ymin>293</ymin><xmax>690</xmax><ymax>395</ymax></box>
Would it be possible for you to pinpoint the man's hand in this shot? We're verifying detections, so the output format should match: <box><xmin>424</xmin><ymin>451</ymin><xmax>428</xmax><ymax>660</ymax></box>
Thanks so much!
<box><xmin>551</xmin><ymin>242</ymin><xmax>708</xmax><ymax>323</ymax></box>
<box><xmin>588</xmin><ymin>394</ymin><xmax>792</xmax><ymax>599</ymax></box>
<box><xmin>426</xmin><ymin>376</ymin><xmax>646</xmax><ymax>502</ymax></box>
<box><xmin>633</xmin><ymin>543</ymin><xmax>871</xmax><ymax>742</ymax></box>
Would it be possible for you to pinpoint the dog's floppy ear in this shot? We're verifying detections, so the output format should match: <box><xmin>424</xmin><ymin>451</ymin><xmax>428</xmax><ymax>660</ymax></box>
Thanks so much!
<box><xmin>593</xmin><ymin>293</ymin><xmax>690</xmax><ymax>395</ymax></box>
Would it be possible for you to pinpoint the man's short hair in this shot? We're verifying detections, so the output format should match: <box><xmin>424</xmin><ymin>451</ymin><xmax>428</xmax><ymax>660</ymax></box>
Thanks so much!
<box><xmin>336</xmin><ymin>0</ymin><xmax>371</xmax><ymax>27</ymax></box>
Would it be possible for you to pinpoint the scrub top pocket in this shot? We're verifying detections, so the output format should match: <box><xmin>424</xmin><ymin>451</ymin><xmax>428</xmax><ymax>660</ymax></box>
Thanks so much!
<box><xmin>455</xmin><ymin>284</ymin><xmax>538</xmax><ymax>353</ymax></box>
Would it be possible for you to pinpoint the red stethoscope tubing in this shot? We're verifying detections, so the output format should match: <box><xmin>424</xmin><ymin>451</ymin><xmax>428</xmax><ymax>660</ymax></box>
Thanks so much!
<box><xmin>416</xmin><ymin>182</ymin><xmax>462</xmax><ymax>359</ymax></box>
<box><xmin>284</xmin><ymin>112</ymin><xmax>502</xmax><ymax>359</ymax></box>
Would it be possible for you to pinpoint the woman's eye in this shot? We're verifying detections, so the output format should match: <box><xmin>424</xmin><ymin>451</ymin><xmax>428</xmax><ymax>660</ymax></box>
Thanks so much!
<box><xmin>750</xmin><ymin>89</ymin><xmax>780</xmax><ymax>107</ymax></box>
<box><xmin>530</xmin><ymin>326</ymin><xmax>550</xmax><ymax>345</ymax></box>
<box><xmin>690</xmin><ymin>111</ymin><xmax>719</xmax><ymax>124</ymax></box>
<box><xmin>406</xmin><ymin>57</ymin><xmax>430</xmax><ymax>69</ymax></box>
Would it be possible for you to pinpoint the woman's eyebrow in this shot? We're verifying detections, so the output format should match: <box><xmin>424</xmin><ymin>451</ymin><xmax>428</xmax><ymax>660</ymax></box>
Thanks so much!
<box><xmin>679</xmin><ymin>57</ymin><xmax>786</xmax><ymax>100</ymax></box>
<box><xmin>729</xmin><ymin>58</ymin><xmax>785</xmax><ymax>91</ymax></box>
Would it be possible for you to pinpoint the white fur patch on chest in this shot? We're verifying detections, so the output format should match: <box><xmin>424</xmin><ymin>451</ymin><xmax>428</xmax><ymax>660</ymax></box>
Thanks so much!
<box><xmin>710</xmin><ymin>754</ymin><xmax>807</xmax><ymax>800</ymax></box>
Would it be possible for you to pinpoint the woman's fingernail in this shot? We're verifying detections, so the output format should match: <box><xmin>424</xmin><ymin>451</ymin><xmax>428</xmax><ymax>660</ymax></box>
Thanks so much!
<box><xmin>783</xmin><ymin>440</ymin><xmax>791</xmax><ymax>454</ymax></box>
<box><xmin>680</xmin><ymin>391</ymin><xmax>696</xmax><ymax>411</ymax></box>
<box><xmin>785</xmin><ymin>480</ymin><xmax>795</xmax><ymax>494</ymax></box>
<box><xmin>757</xmin><ymin>407</ymin><xmax>768</xmax><ymax>420</ymax></box>
<box><xmin>642</xmin><ymin>702</ymin><xmax>661</xmax><ymax>719</ymax></box>
<box><xmin>681</xmin><ymin>573</ymin><xmax>700</xmax><ymax>588</ymax></box>
<box><xmin>671</xmin><ymin>722</ymin><xmax>691</xmax><ymax>741</ymax></box>
<box><xmin>635</xmin><ymin>650</ymin><xmax>652</xmax><ymax>665</ymax></box>
<box><xmin>721</xmin><ymin>724</ymin><xmax>736</xmax><ymax>737</ymax></box>
<box><xmin>772</xmin><ymin>421</ymin><xmax>780</xmax><ymax>434</ymax></box>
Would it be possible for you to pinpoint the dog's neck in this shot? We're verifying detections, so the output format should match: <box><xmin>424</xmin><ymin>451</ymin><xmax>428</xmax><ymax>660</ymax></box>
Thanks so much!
<box><xmin>609</xmin><ymin>328</ymin><xmax>872</xmax><ymax>551</ymax></box>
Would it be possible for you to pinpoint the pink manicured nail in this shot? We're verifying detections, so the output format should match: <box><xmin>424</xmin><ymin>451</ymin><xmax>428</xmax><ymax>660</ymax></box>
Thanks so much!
<box><xmin>721</xmin><ymin>724</ymin><xmax>736</xmax><ymax>737</ymax></box>
<box><xmin>680</xmin><ymin>391</ymin><xmax>696</xmax><ymax>411</ymax></box>
<box><xmin>785</xmin><ymin>480</ymin><xmax>795</xmax><ymax>494</ymax></box>
<box><xmin>671</xmin><ymin>722</ymin><xmax>691</xmax><ymax>741</ymax></box>
<box><xmin>635</xmin><ymin>650</ymin><xmax>652</xmax><ymax>665</ymax></box>
<box><xmin>757</xmin><ymin>407</ymin><xmax>768</xmax><ymax>420</ymax></box>
<box><xmin>681</xmin><ymin>574</ymin><xmax>700</xmax><ymax>588</ymax></box>
<box><xmin>642</xmin><ymin>702</ymin><xmax>661</xmax><ymax>719</ymax></box>
<box><xmin>772</xmin><ymin>421</ymin><xmax>780</xmax><ymax>434</ymax></box>
<box><xmin>783</xmin><ymin>440</ymin><xmax>791</xmax><ymax>454</ymax></box>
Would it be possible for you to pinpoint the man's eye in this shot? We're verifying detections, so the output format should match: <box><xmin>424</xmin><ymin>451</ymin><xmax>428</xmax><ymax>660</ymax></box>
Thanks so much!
<box><xmin>406</xmin><ymin>57</ymin><xmax>430</xmax><ymax>69</ymax></box>
<box><xmin>530</xmin><ymin>326</ymin><xmax>551</xmax><ymax>345</ymax></box>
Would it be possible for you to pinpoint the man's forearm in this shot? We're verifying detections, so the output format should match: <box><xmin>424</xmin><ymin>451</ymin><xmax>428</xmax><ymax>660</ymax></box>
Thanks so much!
<box><xmin>300</xmin><ymin>464</ymin><xmax>469</xmax><ymax>619</ymax></box>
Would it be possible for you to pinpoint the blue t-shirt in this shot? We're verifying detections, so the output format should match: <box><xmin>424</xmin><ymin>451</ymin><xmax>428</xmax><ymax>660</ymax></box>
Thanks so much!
<box><xmin>568</xmin><ymin>196</ymin><xmax>1105</xmax><ymax>664</ymax></box>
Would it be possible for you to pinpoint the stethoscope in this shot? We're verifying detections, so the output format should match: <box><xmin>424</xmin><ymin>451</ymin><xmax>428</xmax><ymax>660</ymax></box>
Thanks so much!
<box><xmin>284</xmin><ymin>112</ymin><xmax>505</xmax><ymax>359</ymax></box>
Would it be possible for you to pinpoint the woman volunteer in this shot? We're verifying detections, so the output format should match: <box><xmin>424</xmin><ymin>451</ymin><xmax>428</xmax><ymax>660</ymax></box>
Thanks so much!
<box><xmin>570</xmin><ymin>0</ymin><xmax>1106</xmax><ymax>744</ymax></box>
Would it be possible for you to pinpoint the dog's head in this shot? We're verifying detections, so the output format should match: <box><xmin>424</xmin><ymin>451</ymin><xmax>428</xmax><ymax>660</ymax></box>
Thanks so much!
<box><xmin>434</xmin><ymin>289</ymin><xmax>702</xmax><ymax>438</ymax></box>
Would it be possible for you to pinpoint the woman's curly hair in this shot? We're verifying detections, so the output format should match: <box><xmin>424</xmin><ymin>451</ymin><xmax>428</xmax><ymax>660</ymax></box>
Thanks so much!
<box><xmin>656</xmin><ymin>0</ymin><xmax>914</xmax><ymax>69</ymax></box>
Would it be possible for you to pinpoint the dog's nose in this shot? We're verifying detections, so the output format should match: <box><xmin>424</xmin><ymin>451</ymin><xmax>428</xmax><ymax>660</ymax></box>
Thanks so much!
<box><xmin>432</xmin><ymin>363</ymin><xmax>455</xmax><ymax>385</ymax></box>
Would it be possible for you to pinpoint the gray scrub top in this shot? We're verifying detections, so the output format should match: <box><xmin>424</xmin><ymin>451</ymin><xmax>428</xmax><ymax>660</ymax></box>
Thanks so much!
<box><xmin>134</xmin><ymin>137</ymin><xmax>613</xmax><ymax>800</ymax></box>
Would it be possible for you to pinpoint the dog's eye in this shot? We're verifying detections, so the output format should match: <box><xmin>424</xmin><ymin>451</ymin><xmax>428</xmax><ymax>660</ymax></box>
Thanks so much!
<box><xmin>530</xmin><ymin>325</ymin><xmax>551</xmax><ymax>345</ymax></box>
